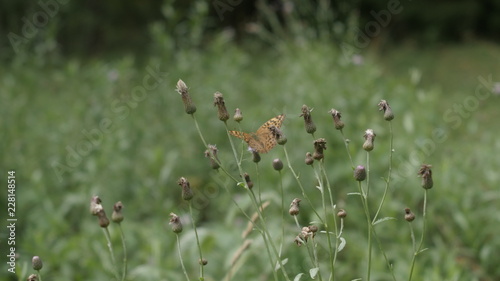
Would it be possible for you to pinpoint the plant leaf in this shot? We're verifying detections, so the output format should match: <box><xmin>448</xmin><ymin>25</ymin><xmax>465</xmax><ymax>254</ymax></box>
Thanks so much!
<box><xmin>294</xmin><ymin>273</ymin><xmax>305</xmax><ymax>281</ymax></box>
<box><xmin>309</xmin><ymin>267</ymin><xmax>320</xmax><ymax>278</ymax></box>
<box><xmin>373</xmin><ymin>217</ymin><xmax>396</xmax><ymax>225</ymax></box>
<box><xmin>337</xmin><ymin>237</ymin><xmax>346</xmax><ymax>252</ymax></box>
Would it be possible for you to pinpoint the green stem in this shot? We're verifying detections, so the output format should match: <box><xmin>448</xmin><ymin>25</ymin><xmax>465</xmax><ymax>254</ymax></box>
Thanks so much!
<box><xmin>189</xmin><ymin>203</ymin><xmax>204</xmax><ymax>280</ymax></box>
<box><xmin>282</xmin><ymin>146</ymin><xmax>324</xmax><ymax>224</ymax></box>
<box><xmin>373</xmin><ymin>121</ymin><xmax>394</xmax><ymax>223</ymax></box>
<box><xmin>103</xmin><ymin>228</ymin><xmax>120</xmax><ymax>281</ymax></box>
<box><xmin>408</xmin><ymin>190</ymin><xmax>428</xmax><ymax>281</ymax></box>
<box><xmin>118</xmin><ymin>224</ymin><xmax>128</xmax><ymax>281</ymax></box>
<box><xmin>176</xmin><ymin>234</ymin><xmax>191</xmax><ymax>281</ymax></box>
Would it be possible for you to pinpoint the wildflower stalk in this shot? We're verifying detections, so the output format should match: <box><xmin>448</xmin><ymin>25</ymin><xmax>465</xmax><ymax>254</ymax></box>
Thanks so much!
<box><xmin>117</xmin><ymin>224</ymin><xmax>127</xmax><ymax>281</ymax></box>
<box><xmin>319</xmin><ymin>161</ymin><xmax>340</xmax><ymax>280</ymax></box>
<box><xmin>188</xmin><ymin>203</ymin><xmax>205</xmax><ymax>280</ymax></box>
<box><xmin>102</xmin><ymin>228</ymin><xmax>120</xmax><ymax>281</ymax></box>
<box><xmin>311</xmin><ymin>163</ymin><xmax>335</xmax><ymax>280</ymax></box>
<box><xmin>223</xmin><ymin>123</ymin><xmax>290</xmax><ymax>281</ymax></box>
<box><xmin>408</xmin><ymin>190</ymin><xmax>429</xmax><ymax>281</ymax></box>
<box><xmin>176</xmin><ymin>233</ymin><xmax>190</xmax><ymax>281</ymax></box>
<box><xmin>373</xmin><ymin>122</ymin><xmax>393</xmax><ymax>223</ymax></box>
<box><xmin>282</xmin><ymin>146</ymin><xmax>323</xmax><ymax>223</ymax></box>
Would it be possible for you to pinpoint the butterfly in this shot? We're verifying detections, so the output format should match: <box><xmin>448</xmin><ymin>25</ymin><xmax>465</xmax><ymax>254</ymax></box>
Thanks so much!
<box><xmin>229</xmin><ymin>114</ymin><xmax>285</xmax><ymax>153</ymax></box>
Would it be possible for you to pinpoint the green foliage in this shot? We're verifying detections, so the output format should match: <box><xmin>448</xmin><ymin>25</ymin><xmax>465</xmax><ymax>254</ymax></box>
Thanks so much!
<box><xmin>1</xmin><ymin>40</ymin><xmax>499</xmax><ymax>280</ymax></box>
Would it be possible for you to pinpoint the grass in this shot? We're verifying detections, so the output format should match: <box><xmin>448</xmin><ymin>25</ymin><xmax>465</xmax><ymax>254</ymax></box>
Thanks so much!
<box><xmin>1</xmin><ymin>39</ymin><xmax>499</xmax><ymax>280</ymax></box>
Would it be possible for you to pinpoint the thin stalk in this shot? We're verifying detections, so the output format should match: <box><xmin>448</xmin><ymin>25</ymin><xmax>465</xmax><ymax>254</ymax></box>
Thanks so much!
<box><xmin>189</xmin><ymin>203</ymin><xmax>204</xmax><ymax>280</ymax></box>
<box><xmin>103</xmin><ymin>228</ymin><xmax>120</xmax><ymax>281</ymax></box>
<box><xmin>408</xmin><ymin>190</ymin><xmax>428</xmax><ymax>281</ymax></box>
<box><xmin>176</xmin><ymin>234</ymin><xmax>190</xmax><ymax>281</ymax></box>
<box><xmin>340</xmin><ymin>130</ymin><xmax>355</xmax><ymax>169</ymax></box>
<box><xmin>373</xmin><ymin>121</ymin><xmax>394</xmax><ymax>223</ymax></box>
<box><xmin>282</xmin><ymin>146</ymin><xmax>324</xmax><ymax>224</ymax></box>
<box><xmin>312</xmin><ymin>165</ymin><xmax>334</xmax><ymax>280</ymax></box>
<box><xmin>357</xmin><ymin>181</ymin><xmax>372</xmax><ymax>281</ymax></box>
<box><xmin>118</xmin><ymin>224</ymin><xmax>128</xmax><ymax>281</ymax></box>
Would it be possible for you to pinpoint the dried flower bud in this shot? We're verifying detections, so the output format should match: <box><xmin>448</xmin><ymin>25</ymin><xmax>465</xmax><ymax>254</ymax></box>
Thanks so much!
<box><xmin>32</xmin><ymin>256</ymin><xmax>43</xmax><ymax>271</ymax></box>
<box><xmin>112</xmin><ymin>201</ymin><xmax>124</xmax><ymax>223</ymax></box>
<box><xmin>178</xmin><ymin>177</ymin><xmax>194</xmax><ymax>201</ymax></box>
<box><xmin>176</xmin><ymin>79</ymin><xmax>196</xmax><ymax>114</ymax></box>
<box><xmin>199</xmin><ymin>258</ymin><xmax>208</xmax><ymax>266</ymax></box>
<box><xmin>305</xmin><ymin>152</ymin><xmax>314</xmax><ymax>165</ymax></box>
<box><xmin>252</xmin><ymin>150</ymin><xmax>261</xmax><ymax>163</ymax></box>
<box><xmin>418</xmin><ymin>164</ymin><xmax>433</xmax><ymax>189</ymax></box>
<box><xmin>363</xmin><ymin>129</ymin><xmax>376</xmax><ymax>151</ymax></box>
<box><xmin>90</xmin><ymin>195</ymin><xmax>103</xmax><ymax>215</ymax></box>
<box><xmin>243</xmin><ymin>173</ymin><xmax>253</xmax><ymax>189</ymax></box>
<box><xmin>337</xmin><ymin>209</ymin><xmax>347</xmax><ymax>218</ymax></box>
<box><xmin>272</xmin><ymin>158</ymin><xmax>283</xmax><ymax>171</ymax></box>
<box><xmin>294</xmin><ymin>235</ymin><xmax>304</xmax><ymax>247</ymax></box>
<box><xmin>300</xmin><ymin>105</ymin><xmax>316</xmax><ymax>134</ymax></box>
<box><xmin>213</xmin><ymin>92</ymin><xmax>229</xmax><ymax>122</ymax></box>
<box><xmin>354</xmin><ymin>165</ymin><xmax>366</xmax><ymax>181</ymax></box>
<box><xmin>289</xmin><ymin>198</ymin><xmax>301</xmax><ymax>216</ymax></box>
<box><xmin>205</xmin><ymin>145</ymin><xmax>220</xmax><ymax>170</ymax></box>
<box><xmin>329</xmin><ymin>109</ymin><xmax>345</xmax><ymax>130</ymax></box>
<box><xmin>270</xmin><ymin>126</ymin><xmax>287</xmax><ymax>145</ymax></box>
<box><xmin>313</xmin><ymin>138</ymin><xmax>327</xmax><ymax>160</ymax></box>
<box><xmin>27</xmin><ymin>274</ymin><xmax>38</xmax><ymax>281</ymax></box>
<box><xmin>233</xmin><ymin>108</ymin><xmax>243</xmax><ymax>122</ymax></box>
<box><xmin>378</xmin><ymin>100</ymin><xmax>394</xmax><ymax>121</ymax></box>
<box><xmin>97</xmin><ymin>209</ymin><xmax>110</xmax><ymax>228</ymax></box>
<box><xmin>404</xmin><ymin>208</ymin><xmax>415</xmax><ymax>222</ymax></box>
<box><xmin>308</xmin><ymin>225</ymin><xmax>318</xmax><ymax>233</ymax></box>
<box><xmin>169</xmin><ymin>213</ymin><xmax>183</xmax><ymax>233</ymax></box>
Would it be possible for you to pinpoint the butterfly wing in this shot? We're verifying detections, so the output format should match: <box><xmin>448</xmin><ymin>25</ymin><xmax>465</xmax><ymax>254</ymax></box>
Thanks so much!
<box><xmin>229</xmin><ymin>130</ymin><xmax>266</xmax><ymax>153</ymax></box>
<box><xmin>229</xmin><ymin>114</ymin><xmax>285</xmax><ymax>154</ymax></box>
<box><xmin>254</xmin><ymin>114</ymin><xmax>285</xmax><ymax>153</ymax></box>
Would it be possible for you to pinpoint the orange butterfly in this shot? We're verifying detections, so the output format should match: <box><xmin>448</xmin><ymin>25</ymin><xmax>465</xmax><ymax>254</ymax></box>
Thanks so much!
<box><xmin>229</xmin><ymin>114</ymin><xmax>285</xmax><ymax>153</ymax></box>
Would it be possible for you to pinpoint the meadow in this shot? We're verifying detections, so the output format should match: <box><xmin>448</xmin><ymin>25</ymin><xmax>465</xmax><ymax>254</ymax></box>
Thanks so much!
<box><xmin>1</xmin><ymin>38</ymin><xmax>499</xmax><ymax>280</ymax></box>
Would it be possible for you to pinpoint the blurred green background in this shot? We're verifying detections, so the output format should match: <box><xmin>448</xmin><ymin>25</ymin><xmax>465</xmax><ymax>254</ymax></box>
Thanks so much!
<box><xmin>1</xmin><ymin>0</ymin><xmax>499</xmax><ymax>280</ymax></box>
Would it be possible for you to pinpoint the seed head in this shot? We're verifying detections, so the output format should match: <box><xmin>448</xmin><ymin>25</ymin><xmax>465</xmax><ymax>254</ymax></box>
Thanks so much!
<box><xmin>308</xmin><ymin>225</ymin><xmax>318</xmax><ymax>233</ymax></box>
<box><xmin>354</xmin><ymin>165</ymin><xmax>366</xmax><ymax>181</ymax></box>
<box><xmin>90</xmin><ymin>195</ymin><xmax>103</xmax><ymax>215</ymax></box>
<box><xmin>233</xmin><ymin>108</ymin><xmax>243</xmax><ymax>122</ymax></box>
<box><xmin>97</xmin><ymin>209</ymin><xmax>110</xmax><ymax>228</ymax></box>
<box><xmin>418</xmin><ymin>164</ymin><xmax>433</xmax><ymax>189</ymax></box>
<box><xmin>270</xmin><ymin>126</ymin><xmax>287</xmax><ymax>145</ymax></box>
<box><xmin>272</xmin><ymin>158</ymin><xmax>283</xmax><ymax>171</ymax></box>
<box><xmin>213</xmin><ymin>92</ymin><xmax>229</xmax><ymax>122</ymax></box>
<box><xmin>313</xmin><ymin>138</ymin><xmax>327</xmax><ymax>160</ymax></box>
<box><xmin>252</xmin><ymin>150</ymin><xmax>261</xmax><ymax>163</ymax></box>
<box><xmin>305</xmin><ymin>152</ymin><xmax>314</xmax><ymax>165</ymax></box>
<box><xmin>328</xmin><ymin>109</ymin><xmax>345</xmax><ymax>130</ymax></box>
<box><xmin>243</xmin><ymin>173</ymin><xmax>253</xmax><ymax>189</ymax></box>
<box><xmin>300</xmin><ymin>105</ymin><xmax>316</xmax><ymax>134</ymax></box>
<box><xmin>289</xmin><ymin>198</ymin><xmax>301</xmax><ymax>216</ymax></box>
<box><xmin>363</xmin><ymin>129</ymin><xmax>376</xmax><ymax>151</ymax></box>
<box><xmin>205</xmin><ymin>145</ymin><xmax>220</xmax><ymax>170</ymax></box>
<box><xmin>337</xmin><ymin>209</ymin><xmax>347</xmax><ymax>218</ymax></box>
<box><xmin>199</xmin><ymin>258</ymin><xmax>208</xmax><ymax>266</ymax></box>
<box><xmin>177</xmin><ymin>177</ymin><xmax>194</xmax><ymax>201</ymax></box>
<box><xmin>32</xmin><ymin>256</ymin><xmax>43</xmax><ymax>271</ymax></box>
<box><xmin>404</xmin><ymin>208</ymin><xmax>415</xmax><ymax>222</ymax></box>
<box><xmin>169</xmin><ymin>213</ymin><xmax>183</xmax><ymax>233</ymax></box>
<box><xmin>27</xmin><ymin>274</ymin><xmax>38</xmax><ymax>281</ymax></box>
<box><xmin>112</xmin><ymin>201</ymin><xmax>124</xmax><ymax>223</ymax></box>
<box><xmin>176</xmin><ymin>79</ymin><xmax>196</xmax><ymax>114</ymax></box>
<box><xmin>378</xmin><ymin>100</ymin><xmax>394</xmax><ymax>121</ymax></box>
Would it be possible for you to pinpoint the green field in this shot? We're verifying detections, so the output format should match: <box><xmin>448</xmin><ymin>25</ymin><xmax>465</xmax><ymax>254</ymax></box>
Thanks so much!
<box><xmin>1</xmin><ymin>39</ymin><xmax>499</xmax><ymax>280</ymax></box>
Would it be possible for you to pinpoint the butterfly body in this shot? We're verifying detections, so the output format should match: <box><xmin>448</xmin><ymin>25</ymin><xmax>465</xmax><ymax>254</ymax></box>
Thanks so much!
<box><xmin>229</xmin><ymin>114</ymin><xmax>285</xmax><ymax>153</ymax></box>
